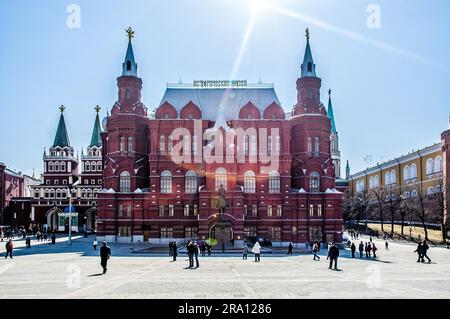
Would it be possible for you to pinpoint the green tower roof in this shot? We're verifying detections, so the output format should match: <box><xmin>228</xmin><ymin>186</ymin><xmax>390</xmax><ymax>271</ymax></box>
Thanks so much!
<box><xmin>327</xmin><ymin>90</ymin><xmax>337</xmax><ymax>133</ymax></box>
<box><xmin>52</xmin><ymin>106</ymin><xmax>71</xmax><ymax>147</ymax></box>
<box><xmin>89</xmin><ymin>106</ymin><xmax>102</xmax><ymax>147</ymax></box>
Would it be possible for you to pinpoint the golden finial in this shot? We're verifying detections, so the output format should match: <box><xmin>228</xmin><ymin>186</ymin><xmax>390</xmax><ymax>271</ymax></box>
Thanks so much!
<box><xmin>59</xmin><ymin>105</ymin><xmax>66</xmax><ymax>113</ymax></box>
<box><xmin>95</xmin><ymin>105</ymin><xmax>101</xmax><ymax>113</ymax></box>
<box><xmin>305</xmin><ymin>28</ymin><xmax>310</xmax><ymax>41</ymax></box>
<box><xmin>126</xmin><ymin>27</ymin><xmax>135</xmax><ymax>40</ymax></box>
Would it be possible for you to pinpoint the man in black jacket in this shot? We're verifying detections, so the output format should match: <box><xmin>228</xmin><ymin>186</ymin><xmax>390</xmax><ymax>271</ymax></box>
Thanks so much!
<box><xmin>327</xmin><ymin>243</ymin><xmax>339</xmax><ymax>270</ymax></box>
<box><xmin>100</xmin><ymin>241</ymin><xmax>111</xmax><ymax>274</ymax></box>
<box><xmin>187</xmin><ymin>240</ymin><xmax>194</xmax><ymax>268</ymax></box>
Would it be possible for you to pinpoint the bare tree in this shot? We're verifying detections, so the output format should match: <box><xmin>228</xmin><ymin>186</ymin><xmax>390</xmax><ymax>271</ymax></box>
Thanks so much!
<box><xmin>385</xmin><ymin>187</ymin><xmax>401</xmax><ymax>235</ymax></box>
<box><xmin>429</xmin><ymin>178</ymin><xmax>448</xmax><ymax>244</ymax></box>
<box><xmin>411</xmin><ymin>183</ymin><xmax>431</xmax><ymax>241</ymax></box>
<box><xmin>398</xmin><ymin>186</ymin><xmax>414</xmax><ymax>238</ymax></box>
<box><xmin>370</xmin><ymin>187</ymin><xmax>386</xmax><ymax>233</ymax></box>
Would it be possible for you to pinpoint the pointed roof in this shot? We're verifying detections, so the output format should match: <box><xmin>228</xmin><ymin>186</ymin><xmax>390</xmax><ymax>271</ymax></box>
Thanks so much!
<box><xmin>327</xmin><ymin>89</ymin><xmax>337</xmax><ymax>133</ymax></box>
<box><xmin>89</xmin><ymin>106</ymin><xmax>102</xmax><ymax>147</ymax></box>
<box><xmin>122</xmin><ymin>27</ymin><xmax>138</xmax><ymax>77</ymax></box>
<box><xmin>300</xmin><ymin>28</ymin><xmax>317</xmax><ymax>78</ymax></box>
<box><xmin>52</xmin><ymin>105</ymin><xmax>71</xmax><ymax>147</ymax></box>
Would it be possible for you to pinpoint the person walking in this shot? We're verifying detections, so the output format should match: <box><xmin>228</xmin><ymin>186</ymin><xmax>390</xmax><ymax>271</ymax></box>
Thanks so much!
<box><xmin>385</xmin><ymin>241</ymin><xmax>389</xmax><ymax>249</ymax></box>
<box><xmin>93</xmin><ymin>239</ymin><xmax>98</xmax><ymax>251</ymax></box>
<box><xmin>358</xmin><ymin>241</ymin><xmax>364</xmax><ymax>258</ymax></box>
<box><xmin>222</xmin><ymin>241</ymin><xmax>225</xmax><ymax>253</ymax></box>
<box><xmin>372</xmin><ymin>243</ymin><xmax>378</xmax><ymax>258</ymax></box>
<box><xmin>312</xmin><ymin>242</ymin><xmax>320</xmax><ymax>261</ymax></box>
<box><xmin>327</xmin><ymin>243</ymin><xmax>339</xmax><ymax>270</ymax></box>
<box><xmin>4</xmin><ymin>239</ymin><xmax>13</xmax><ymax>259</ymax></box>
<box><xmin>99</xmin><ymin>241</ymin><xmax>111</xmax><ymax>274</ymax></box>
<box><xmin>173</xmin><ymin>242</ymin><xmax>178</xmax><ymax>261</ymax></box>
<box><xmin>414</xmin><ymin>242</ymin><xmax>423</xmax><ymax>262</ymax></box>
<box><xmin>252</xmin><ymin>242</ymin><xmax>261</xmax><ymax>262</ymax></box>
<box><xmin>51</xmin><ymin>233</ymin><xmax>56</xmax><ymax>245</ymax></box>
<box><xmin>187</xmin><ymin>240</ymin><xmax>195</xmax><ymax>268</ymax></box>
<box><xmin>288</xmin><ymin>242</ymin><xmax>293</xmax><ymax>255</ymax></box>
<box><xmin>366</xmin><ymin>242</ymin><xmax>372</xmax><ymax>258</ymax></box>
<box><xmin>207</xmin><ymin>244</ymin><xmax>212</xmax><ymax>256</ymax></box>
<box><xmin>194</xmin><ymin>241</ymin><xmax>200</xmax><ymax>268</ymax></box>
<box><xmin>242</xmin><ymin>243</ymin><xmax>248</xmax><ymax>260</ymax></box>
<box><xmin>350</xmin><ymin>242</ymin><xmax>356</xmax><ymax>258</ymax></box>
<box><xmin>169</xmin><ymin>242</ymin><xmax>173</xmax><ymax>257</ymax></box>
<box><xmin>201</xmin><ymin>242</ymin><xmax>206</xmax><ymax>257</ymax></box>
<box><xmin>422</xmin><ymin>240</ymin><xmax>431</xmax><ymax>263</ymax></box>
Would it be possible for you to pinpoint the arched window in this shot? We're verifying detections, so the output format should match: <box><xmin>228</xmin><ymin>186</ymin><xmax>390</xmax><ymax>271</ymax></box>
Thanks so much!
<box><xmin>120</xmin><ymin>137</ymin><xmax>126</xmax><ymax>155</ymax></box>
<box><xmin>48</xmin><ymin>162</ymin><xmax>54</xmax><ymax>172</ymax></box>
<box><xmin>426</xmin><ymin>158</ymin><xmax>434</xmax><ymax>175</ymax></box>
<box><xmin>411</xmin><ymin>190</ymin><xmax>418</xmax><ymax>198</ymax></box>
<box><xmin>119</xmin><ymin>171</ymin><xmax>131</xmax><ymax>192</ymax></box>
<box><xmin>161</xmin><ymin>170</ymin><xmax>172</xmax><ymax>193</ymax></box>
<box><xmin>97</xmin><ymin>161</ymin><xmax>102</xmax><ymax>171</ymax></box>
<box><xmin>427</xmin><ymin>187</ymin><xmax>434</xmax><ymax>195</ymax></box>
<box><xmin>404</xmin><ymin>165</ymin><xmax>410</xmax><ymax>181</ymax></box>
<box><xmin>159</xmin><ymin>135</ymin><xmax>165</xmax><ymax>154</ymax></box>
<box><xmin>185</xmin><ymin>170</ymin><xmax>197</xmax><ymax>193</ymax></box>
<box><xmin>385</xmin><ymin>172</ymin><xmax>391</xmax><ymax>186</ymax></box>
<box><xmin>309</xmin><ymin>172</ymin><xmax>320</xmax><ymax>192</ymax></box>
<box><xmin>54</xmin><ymin>162</ymin><xmax>59</xmax><ymax>172</ymax></box>
<box><xmin>60</xmin><ymin>161</ymin><xmax>66</xmax><ymax>172</ymax></box>
<box><xmin>126</xmin><ymin>60</ymin><xmax>131</xmax><ymax>71</ymax></box>
<box><xmin>307</xmin><ymin>62</ymin><xmax>312</xmax><ymax>72</ymax></box>
<box><xmin>85</xmin><ymin>162</ymin><xmax>90</xmax><ymax>172</ymax></box>
<box><xmin>435</xmin><ymin>156</ymin><xmax>443</xmax><ymax>173</ymax></box>
<box><xmin>215</xmin><ymin>168</ymin><xmax>228</xmax><ymax>191</ymax></box>
<box><xmin>369</xmin><ymin>176</ymin><xmax>374</xmax><ymax>189</ymax></box>
<box><xmin>374</xmin><ymin>175</ymin><xmax>379</xmax><ymax>188</ymax></box>
<box><xmin>391</xmin><ymin>170</ymin><xmax>396</xmax><ymax>185</ymax></box>
<box><xmin>244</xmin><ymin>171</ymin><xmax>256</xmax><ymax>193</ymax></box>
<box><xmin>269</xmin><ymin>171</ymin><xmax>280</xmax><ymax>193</ymax></box>
<box><xmin>410</xmin><ymin>164</ymin><xmax>417</xmax><ymax>179</ymax></box>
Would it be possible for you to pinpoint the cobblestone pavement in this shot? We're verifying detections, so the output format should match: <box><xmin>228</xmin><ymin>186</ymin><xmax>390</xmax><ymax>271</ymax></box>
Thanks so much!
<box><xmin>0</xmin><ymin>234</ymin><xmax>449</xmax><ymax>299</ymax></box>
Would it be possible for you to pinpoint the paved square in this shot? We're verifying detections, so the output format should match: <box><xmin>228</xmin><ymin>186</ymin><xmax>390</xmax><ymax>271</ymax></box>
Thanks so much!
<box><xmin>1</xmin><ymin>234</ymin><xmax>449</xmax><ymax>299</ymax></box>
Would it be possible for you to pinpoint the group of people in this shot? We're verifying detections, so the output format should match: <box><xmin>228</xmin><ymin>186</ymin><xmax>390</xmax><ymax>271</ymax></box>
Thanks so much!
<box><xmin>186</xmin><ymin>240</ymin><xmax>200</xmax><ymax>268</ymax></box>
<box><xmin>414</xmin><ymin>240</ymin><xmax>432</xmax><ymax>263</ymax></box>
<box><xmin>350</xmin><ymin>240</ymin><xmax>378</xmax><ymax>259</ymax></box>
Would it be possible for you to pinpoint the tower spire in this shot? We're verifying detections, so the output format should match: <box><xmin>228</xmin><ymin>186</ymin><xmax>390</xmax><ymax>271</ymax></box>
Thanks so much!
<box><xmin>53</xmin><ymin>105</ymin><xmax>71</xmax><ymax>147</ymax></box>
<box><xmin>122</xmin><ymin>27</ymin><xmax>138</xmax><ymax>77</ymax></box>
<box><xmin>300</xmin><ymin>28</ymin><xmax>316</xmax><ymax>78</ymax></box>
<box><xmin>327</xmin><ymin>89</ymin><xmax>337</xmax><ymax>133</ymax></box>
<box><xmin>89</xmin><ymin>106</ymin><xmax>102</xmax><ymax>147</ymax></box>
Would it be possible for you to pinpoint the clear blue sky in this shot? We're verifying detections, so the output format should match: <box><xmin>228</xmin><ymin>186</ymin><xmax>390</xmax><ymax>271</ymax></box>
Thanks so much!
<box><xmin>0</xmin><ymin>0</ymin><xmax>449</xmax><ymax>176</ymax></box>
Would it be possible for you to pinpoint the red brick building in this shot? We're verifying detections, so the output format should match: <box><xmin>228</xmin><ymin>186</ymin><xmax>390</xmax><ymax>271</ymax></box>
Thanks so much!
<box><xmin>96</xmin><ymin>29</ymin><xmax>344</xmax><ymax>246</ymax></box>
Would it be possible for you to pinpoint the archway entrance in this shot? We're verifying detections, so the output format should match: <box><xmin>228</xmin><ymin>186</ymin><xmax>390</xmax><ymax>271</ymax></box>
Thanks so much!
<box><xmin>85</xmin><ymin>208</ymin><xmax>96</xmax><ymax>233</ymax></box>
<box><xmin>210</xmin><ymin>221</ymin><xmax>233</xmax><ymax>246</ymax></box>
<box><xmin>46</xmin><ymin>209</ymin><xmax>60</xmax><ymax>232</ymax></box>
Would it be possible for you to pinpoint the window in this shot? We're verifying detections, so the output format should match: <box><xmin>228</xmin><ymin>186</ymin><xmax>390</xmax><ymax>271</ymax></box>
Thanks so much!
<box><xmin>184</xmin><ymin>205</ymin><xmax>190</xmax><ymax>217</ymax></box>
<box><xmin>244</xmin><ymin>226</ymin><xmax>257</xmax><ymax>237</ymax></box>
<box><xmin>34</xmin><ymin>189</ymin><xmax>40</xmax><ymax>198</ymax></box>
<box><xmin>119</xmin><ymin>171</ymin><xmax>131</xmax><ymax>192</ymax></box>
<box><xmin>159</xmin><ymin>135</ymin><xmax>165</xmax><ymax>154</ymax></box>
<box><xmin>267</xmin><ymin>205</ymin><xmax>272</xmax><ymax>217</ymax></box>
<box><xmin>160</xmin><ymin>227</ymin><xmax>173</xmax><ymax>238</ymax></box>
<box><xmin>427</xmin><ymin>187</ymin><xmax>434</xmax><ymax>195</ymax></box>
<box><xmin>309</xmin><ymin>226</ymin><xmax>323</xmax><ymax>242</ymax></box>
<box><xmin>244</xmin><ymin>135</ymin><xmax>249</xmax><ymax>156</ymax></box>
<box><xmin>48</xmin><ymin>162</ymin><xmax>54</xmax><ymax>172</ymax></box>
<box><xmin>119</xmin><ymin>204</ymin><xmax>132</xmax><ymax>217</ymax></box>
<box><xmin>391</xmin><ymin>170</ymin><xmax>396</xmax><ymax>185</ymax></box>
<box><xmin>192</xmin><ymin>135</ymin><xmax>198</xmax><ymax>155</ymax></box>
<box><xmin>161</xmin><ymin>170</ymin><xmax>172</xmax><ymax>193</ymax></box>
<box><xmin>243</xmin><ymin>205</ymin><xmax>248</xmax><ymax>216</ymax></box>
<box><xmin>385</xmin><ymin>172</ymin><xmax>391</xmax><ymax>186</ymax></box>
<box><xmin>54</xmin><ymin>180</ymin><xmax>59</xmax><ymax>185</ymax></box>
<box><xmin>185</xmin><ymin>170</ymin><xmax>197</xmax><ymax>193</ymax></box>
<box><xmin>403</xmin><ymin>165</ymin><xmax>411</xmax><ymax>181</ymax></box>
<box><xmin>317</xmin><ymin>204</ymin><xmax>322</xmax><ymax>217</ymax></box>
<box><xmin>410</xmin><ymin>164</ymin><xmax>417</xmax><ymax>179</ymax></box>
<box><xmin>185</xmin><ymin>227</ymin><xmax>198</xmax><ymax>239</ymax></box>
<box><xmin>411</xmin><ymin>190</ymin><xmax>418</xmax><ymax>198</ymax></box>
<box><xmin>126</xmin><ymin>60</ymin><xmax>131</xmax><ymax>71</ymax></box>
<box><xmin>120</xmin><ymin>137</ymin><xmax>126</xmax><ymax>156</ymax></box>
<box><xmin>374</xmin><ymin>175</ymin><xmax>379</xmax><ymax>188</ymax></box>
<box><xmin>168</xmin><ymin>205</ymin><xmax>174</xmax><ymax>217</ymax></box>
<box><xmin>125</xmin><ymin>89</ymin><xmax>131</xmax><ymax>100</ymax></box>
<box><xmin>435</xmin><ymin>156</ymin><xmax>443</xmax><ymax>173</ymax></box>
<box><xmin>128</xmin><ymin>137</ymin><xmax>133</xmax><ymax>154</ymax></box>
<box><xmin>275</xmin><ymin>136</ymin><xmax>280</xmax><ymax>155</ymax></box>
<box><xmin>184</xmin><ymin>135</ymin><xmax>190</xmax><ymax>156</ymax></box>
<box><xmin>250</xmin><ymin>135</ymin><xmax>257</xmax><ymax>155</ymax></box>
<box><xmin>244</xmin><ymin>171</ymin><xmax>256</xmax><ymax>193</ymax></box>
<box><xmin>193</xmin><ymin>205</ymin><xmax>198</xmax><ymax>216</ymax></box>
<box><xmin>426</xmin><ymin>158</ymin><xmax>434</xmax><ymax>175</ymax></box>
<box><xmin>369</xmin><ymin>176</ymin><xmax>374</xmax><ymax>189</ymax></box>
<box><xmin>168</xmin><ymin>136</ymin><xmax>173</xmax><ymax>154</ymax></box>
<box><xmin>98</xmin><ymin>179</ymin><xmax>102</xmax><ymax>185</ymax></box>
<box><xmin>252</xmin><ymin>205</ymin><xmax>257</xmax><ymax>217</ymax></box>
<box><xmin>268</xmin><ymin>226</ymin><xmax>281</xmax><ymax>241</ymax></box>
<box><xmin>61</xmin><ymin>162</ymin><xmax>66</xmax><ymax>172</ymax></box>
<box><xmin>85</xmin><ymin>162</ymin><xmax>90</xmax><ymax>172</ymax></box>
<box><xmin>159</xmin><ymin>205</ymin><xmax>165</xmax><ymax>217</ymax></box>
<box><xmin>215</xmin><ymin>168</ymin><xmax>227</xmax><ymax>191</ymax></box>
<box><xmin>314</xmin><ymin>137</ymin><xmax>319</xmax><ymax>156</ymax></box>
<box><xmin>268</xmin><ymin>171</ymin><xmax>280</xmax><ymax>193</ymax></box>
<box><xmin>310</xmin><ymin>172</ymin><xmax>320</xmax><ymax>192</ymax></box>
<box><xmin>276</xmin><ymin>205</ymin><xmax>282</xmax><ymax>217</ymax></box>
<box><xmin>118</xmin><ymin>226</ymin><xmax>131</xmax><ymax>237</ymax></box>
<box><xmin>309</xmin><ymin>204</ymin><xmax>314</xmax><ymax>217</ymax></box>
<box><xmin>267</xmin><ymin>136</ymin><xmax>272</xmax><ymax>156</ymax></box>
<box><xmin>307</xmin><ymin>137</ymin><xmax>312</xmax><ymax>155</ymax></box>
<box><xmin>307</xmin><ymin>62</ymin><xmax>313</xmax><ymax>73</ymax></box>
<box><xmin>91</xmin><ymin>179</ymin><xmax>95</xmax><ymax>185</ymax></box>
<box><xmin>292</xmin><ymin>226</ymin><xmax>297</xmax><ymax>234</ymax></box>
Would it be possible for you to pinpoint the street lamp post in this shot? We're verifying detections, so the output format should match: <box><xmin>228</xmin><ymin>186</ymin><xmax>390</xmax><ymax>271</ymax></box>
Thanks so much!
<box><xmin>68</xmin><ymin>187</ymin><xmax>72</xmax><ymax>245</ymax></box>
